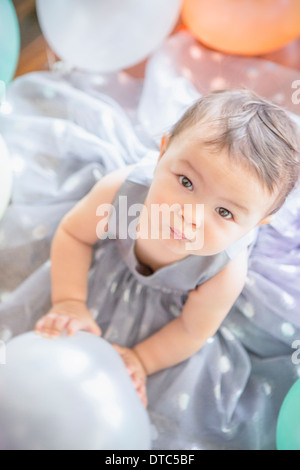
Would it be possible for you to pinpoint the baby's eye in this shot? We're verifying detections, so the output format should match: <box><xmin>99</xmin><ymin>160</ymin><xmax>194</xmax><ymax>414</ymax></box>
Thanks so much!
<box><xmin>216</xmin><ymin>207</ymin><xmax>233</xmax><ymax>220</ymax></box>
<box><xmin>179</xmin><ymin>175</ymin><xmax>193</xmax><ymax>191</ymax></box>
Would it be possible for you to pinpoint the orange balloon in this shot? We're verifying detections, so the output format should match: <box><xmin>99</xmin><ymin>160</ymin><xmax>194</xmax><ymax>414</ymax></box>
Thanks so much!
<box><xmin>182</xmin><ymin>0</ymin><xmax>300</xmax><ymax>56</ymax></box>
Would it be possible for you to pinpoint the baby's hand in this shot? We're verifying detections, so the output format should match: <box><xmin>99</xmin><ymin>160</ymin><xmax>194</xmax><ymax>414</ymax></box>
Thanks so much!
<box><xmin>112</xmin><ymin>344</ymin><xmax>148</xmax><ymax>408</ymax></box>
<box><xmin>35</xmin><ymin>300</ymin><xmax>101</xmax><ymax>338</ymax></box>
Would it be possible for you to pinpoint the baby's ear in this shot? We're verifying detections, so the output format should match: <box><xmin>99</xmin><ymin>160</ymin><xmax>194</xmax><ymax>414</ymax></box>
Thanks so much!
<box><xmin>257</xmin><ymin>215</ymin><xmax>273</xmax><ymax>226</ymax></box>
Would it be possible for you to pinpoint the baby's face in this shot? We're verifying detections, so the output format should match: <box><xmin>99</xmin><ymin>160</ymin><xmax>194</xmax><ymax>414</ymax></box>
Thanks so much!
<box><xmin>143</xmin><ymin>126</ymin><xmax>277</xmax><ymax>257</ymax></box>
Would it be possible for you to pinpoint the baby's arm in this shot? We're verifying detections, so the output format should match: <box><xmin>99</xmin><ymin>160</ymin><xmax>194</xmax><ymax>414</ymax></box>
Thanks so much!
<box><xmin>35</xmin><ymin>165</ymin><xmax>136</xmax><ymax>337</ymax></box>
<box><xmin>132</xmin><ymin>247</ymin><xmax>249</xmax><ymax>375</ymax></box>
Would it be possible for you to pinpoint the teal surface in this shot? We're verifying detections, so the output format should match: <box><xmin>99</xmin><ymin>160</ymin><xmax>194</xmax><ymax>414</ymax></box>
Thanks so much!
<box><xmin>277</xmin><ymin>379</ymin><xmax>300</xmax><ymax>450</ymax></box>
<box><xmin>0</xmin><ymin>0</ymin><xmax>20</xmax><ymax>84</ymax></box>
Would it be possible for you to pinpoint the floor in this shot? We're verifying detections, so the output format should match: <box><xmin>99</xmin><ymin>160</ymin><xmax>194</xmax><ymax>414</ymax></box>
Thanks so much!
<box><xmin>13</xmin><ymin>0</ymin><xmax>49</xmax><ymax>77</ymax></box>
<box><xmin>12</xmin><ymin>0</ymin><xmax>300</xmax><ymax>81</ymax></box>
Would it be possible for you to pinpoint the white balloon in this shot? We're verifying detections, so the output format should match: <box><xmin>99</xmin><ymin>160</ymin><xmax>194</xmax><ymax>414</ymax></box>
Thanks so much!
<box><xmin>0</xmin><ymin>332</ymin><xmax>151</xmax><ymax>450</ymax></box>
<box><xmin>36</xmin><ymin>0</ymin><xmax>182</xmax><ymax>73</ymax></box>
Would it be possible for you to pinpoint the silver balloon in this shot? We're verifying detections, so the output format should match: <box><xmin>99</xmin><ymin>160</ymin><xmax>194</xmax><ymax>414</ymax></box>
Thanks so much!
<box><xmin>0</xmin><ymin>332</ymin><xmax>151</xmax><ymax>450</ymax></box>
<box><xmin>36</xmin><ymin>0</ymin><xmax>182</xmax><ymax>73</ymax></box>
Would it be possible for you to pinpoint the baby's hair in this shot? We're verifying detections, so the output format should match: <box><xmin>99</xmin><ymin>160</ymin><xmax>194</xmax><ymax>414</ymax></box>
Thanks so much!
<box><xmin>169</xmin><ymin>89</ymin><xmax>300</xmax><ymax>215</ymax></box>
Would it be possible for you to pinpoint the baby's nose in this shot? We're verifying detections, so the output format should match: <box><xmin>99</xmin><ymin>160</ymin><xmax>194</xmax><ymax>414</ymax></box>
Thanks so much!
<box><xmin>179</xmin><ymin>205</ymin><xmax>203</xmax><ymax>229</ymax></box>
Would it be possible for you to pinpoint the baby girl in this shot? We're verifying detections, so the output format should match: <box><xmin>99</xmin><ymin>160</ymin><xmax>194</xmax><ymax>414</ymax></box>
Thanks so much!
<box><xmin>34</xmin><ymin>89</ymin><xmax>300</xmax><ymax>408</ymax></box>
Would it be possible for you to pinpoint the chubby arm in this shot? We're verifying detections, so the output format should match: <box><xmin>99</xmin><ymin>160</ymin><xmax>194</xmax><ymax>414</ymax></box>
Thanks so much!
<box><xmin>133</xmin><ymin>247</ymin><xmax>249</xmax><ymax>375</ymax></box>
<box><xmin>51</xmin><ymin>165</ymin><xmax>136</xmax><ymax>304</ymax></box>
<box><xmin>35</xmin><ymin>165</ymin><xmax>136</xmax><ymax>337</ymax></box>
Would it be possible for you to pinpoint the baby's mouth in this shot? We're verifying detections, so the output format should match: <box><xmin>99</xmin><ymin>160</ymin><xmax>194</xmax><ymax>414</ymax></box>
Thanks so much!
<box><xmin>169</xmin><ymin>226</ymin><xmax>189</xmax><ymax>241</ymax></box>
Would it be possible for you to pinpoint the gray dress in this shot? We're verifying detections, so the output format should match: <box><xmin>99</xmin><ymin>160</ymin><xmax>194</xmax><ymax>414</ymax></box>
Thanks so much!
<box><xmin>83</xmin><ymin>155</ymin><xmax>266</xmax><ymax>450</ymax></box>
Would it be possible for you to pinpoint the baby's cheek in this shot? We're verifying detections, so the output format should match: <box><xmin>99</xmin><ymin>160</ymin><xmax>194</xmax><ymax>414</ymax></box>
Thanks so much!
<box><xmin>201</xmin><ymin>224</ymin><xmax>231</xmax><ymax>255</ymax></box>
<box><xmin>149</xmin><ymin>188</ymin><xmax>169</xmax><ymax>207</ymax></box>
<box><xmin>147</xmin><ymin>194</ymin><xmax>172</xmax><ymax>223</ymax></box>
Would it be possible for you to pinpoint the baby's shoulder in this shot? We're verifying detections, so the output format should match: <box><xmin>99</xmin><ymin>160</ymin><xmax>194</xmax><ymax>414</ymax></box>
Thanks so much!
<box><xmin>95</xmin><ymin>164</ymin><xmax>137</xmax><ymax>200</ymax></box>
<box><xmin>60</xmin><ymin>164</ymin><xmax>137</xmax><ymax>245</ymax></box>
<box><xmin>84</xmin><ymin>164</ymin><xmax>138</xmax><ymax>212</ymax></box>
